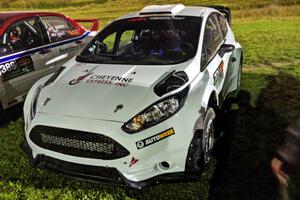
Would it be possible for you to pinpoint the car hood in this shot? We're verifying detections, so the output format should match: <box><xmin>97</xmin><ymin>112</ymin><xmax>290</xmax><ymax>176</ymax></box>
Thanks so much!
<box><xmin>38</xmin><ymin>62</ymin><xmax>175</xmax><ymax>122</ymax></box>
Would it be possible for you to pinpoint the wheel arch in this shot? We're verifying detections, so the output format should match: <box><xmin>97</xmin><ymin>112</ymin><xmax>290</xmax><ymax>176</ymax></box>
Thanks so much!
<box><xmin>186</xmin><ymin>92</ymin><xmax>218</xmax><ymax>175</ymax></box>
<box><xmin>193</xmin><ymin>88</ymin><xmax>219</xmax><ymax>133</ymax></box>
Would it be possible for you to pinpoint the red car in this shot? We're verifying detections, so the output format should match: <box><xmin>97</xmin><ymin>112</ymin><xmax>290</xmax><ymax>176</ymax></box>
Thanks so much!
<box><xmin>0</xmin><ymin>12</ymin><xmax>98</xmax><ymax>113</ymax></box>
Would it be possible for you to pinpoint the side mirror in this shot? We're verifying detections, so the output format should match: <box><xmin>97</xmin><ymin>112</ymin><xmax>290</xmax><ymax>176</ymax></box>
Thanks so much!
<box><xmin>219</xmin><ymin>44</ymin><xmax>235</xmax><ymax>57</ymax></box>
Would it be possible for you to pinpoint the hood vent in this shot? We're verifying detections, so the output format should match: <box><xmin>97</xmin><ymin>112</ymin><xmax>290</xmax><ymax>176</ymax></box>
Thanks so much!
<box><xmin>139</xmin><ymin>4</ymin><xmax>185</xmax><ymax>15</ymax></box>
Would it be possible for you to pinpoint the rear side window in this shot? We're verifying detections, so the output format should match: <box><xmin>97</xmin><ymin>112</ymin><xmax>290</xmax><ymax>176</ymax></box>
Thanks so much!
<box><xmin>40</xmin><ymin>16</ymin><xmax>80</xmax><ymax>43</ymax></box>
<box><xmin>0</xmin><ymin>17</ymin><xmax>45</xmax><ymax>56</ymax></box>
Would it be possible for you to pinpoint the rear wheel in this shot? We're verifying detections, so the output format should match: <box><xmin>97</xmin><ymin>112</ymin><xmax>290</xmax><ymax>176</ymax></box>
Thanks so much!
<box><xmin>201</xmin><ymin>107</ymin><xmax>216</xmax><ymax>167</ymax></box>
<box><xmin>236</xmin><ymin>55</ymin><xmax>243</xmax><ymax>92</ymax></box>
<box><xmin>0</xmin><ymin>106</ymin><xmax>5</xmax><ymax>125</ymax></box>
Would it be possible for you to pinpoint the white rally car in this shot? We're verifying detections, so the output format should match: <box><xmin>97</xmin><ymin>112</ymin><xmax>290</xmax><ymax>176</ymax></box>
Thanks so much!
<box><xmin>23</xmin><ymin>4</ymin><xmax>243</xmax><ymax>188</ymax></box>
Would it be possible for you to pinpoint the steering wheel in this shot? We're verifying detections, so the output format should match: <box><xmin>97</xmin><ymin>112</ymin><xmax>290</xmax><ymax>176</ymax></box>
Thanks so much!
<box><xmin>95</xmin><ymin>41</ymin><xmax>108</xmax><ymax>54</ymax></box>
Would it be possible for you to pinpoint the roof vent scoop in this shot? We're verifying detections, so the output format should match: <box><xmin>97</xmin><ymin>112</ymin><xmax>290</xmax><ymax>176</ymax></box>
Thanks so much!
<box><xmin>139</xmin><ymin>4</ymin><xmax>185</xmax><ymax>15</ymax></box>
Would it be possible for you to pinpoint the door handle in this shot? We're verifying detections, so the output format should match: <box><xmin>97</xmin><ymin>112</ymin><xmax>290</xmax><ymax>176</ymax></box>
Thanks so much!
<box><xmin>39</xmin><ymin>49</ymin><xmax>51</xmax><ymax>55</ymax></box>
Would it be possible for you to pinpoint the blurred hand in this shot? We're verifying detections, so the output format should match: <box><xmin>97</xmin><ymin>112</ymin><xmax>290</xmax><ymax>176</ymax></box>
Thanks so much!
<box><xmin>271</xmin><ymin>157</ymin><xmax>289</xmax><ymax>188</ymax></box>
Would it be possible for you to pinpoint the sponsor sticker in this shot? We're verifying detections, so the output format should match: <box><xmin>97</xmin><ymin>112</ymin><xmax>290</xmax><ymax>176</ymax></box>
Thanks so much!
<box><xmin>136</xmin><ymin>128</ymin><xmax>175</xmax><ymax>150</ymax></box>
<box><xmin>213</xmin><ymin>61</ymin><xmax>224</xmax><ymax>87</ymax></box>
<box><xmin>0</xmin><ymin>56</ymin><xmax>34</xmax><ymax>80</ymax></box>
<box><xmin>149</xmin><ymin>17</ymin><xmax>185</xmax><ymax>20</ymax></box>
<box><xmin>129</xmin><ymin>157</ymin><xmax>139</xmax><ymax>167</ymax></box>
<box><xmin>0</xmin><ymin>61</ymin><xmax>18</xmax><ymax>75</ymax></box>
<box><xmin>68</xmin><ymin>30</ymin><xmax>80</xmax><ymax>37</ymax></box>
<box><xmin>69</xmin><ymin>73</ymin><xmax>134</xmax><ymax>87</ymax></box>
<box><xmin>69</xmin><ymin>72</ymin><xmax>94</xmax><ymax>85</ymax></box>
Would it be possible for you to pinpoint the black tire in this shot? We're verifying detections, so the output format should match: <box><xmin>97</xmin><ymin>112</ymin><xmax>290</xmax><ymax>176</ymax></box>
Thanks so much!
<box><xmin>185</xmin><ymin>107</ymin><xmax>217</xmax><ymax>175</ymax></box>
<box><xmin>236</xmin><ymin>55</ymin><xmax>243</xmax><ymax>92</ymax></box>
<box><xmin>0</xmin><ymin>106</ymin><xmax>5</xmax><ymax>125</ymax></box>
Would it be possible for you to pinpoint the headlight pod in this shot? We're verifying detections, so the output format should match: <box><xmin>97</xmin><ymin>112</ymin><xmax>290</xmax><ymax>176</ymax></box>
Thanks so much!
<box><xmin>30</xmin><ymin>84</ymin><xmax>43</xmax><ymax>121</ymax></box>
<box><xmin>154</xmin><ymin>71</ymin><xmax>189</xmax><ymax>97</ymax></box>
<box><xmin>122</xmin><ymin>86</ymin><xmax>190</xmax><ymax>133</ymax></box>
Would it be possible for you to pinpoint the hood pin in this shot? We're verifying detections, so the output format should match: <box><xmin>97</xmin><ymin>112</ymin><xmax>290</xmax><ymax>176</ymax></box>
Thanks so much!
<box><xmin>43</xmin><ymin>98</ymin><xmax>51</xmax><ymax>106</ymax></box>
<box><xmin>114</xmin><ymin>104</ymin><xmax>123</xmax><ymax>113</ymax></box>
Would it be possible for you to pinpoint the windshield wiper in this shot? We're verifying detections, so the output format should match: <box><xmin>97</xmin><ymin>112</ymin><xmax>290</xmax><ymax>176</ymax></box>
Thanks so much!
<box><xmin>75</xmin><ymin>54</ymin><xmax>104</xmax><ymax>63</ymax></box>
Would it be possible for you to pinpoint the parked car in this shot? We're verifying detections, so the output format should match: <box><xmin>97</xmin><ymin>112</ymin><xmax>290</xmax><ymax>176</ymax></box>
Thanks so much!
<box><xmin>23</xmin><ymin>4</ymin><xmax>243</xmax><ymax>188</ymax></box>
<box><xmin>0</xmin><ymin>11</ymin><xmax>98</xmax><ymax>113</ymax></box>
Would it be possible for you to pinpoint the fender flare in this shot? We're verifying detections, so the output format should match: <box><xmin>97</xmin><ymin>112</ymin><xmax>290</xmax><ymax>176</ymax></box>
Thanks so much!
<box><xmin>23</xmin><ymin>74</ymin><xmax>52</xmax><ymax>118</ymax></box>
<box><xmin>193</xmin><ymin>87</ymin><xmax>218</xmax><ymax>132</ymax></box>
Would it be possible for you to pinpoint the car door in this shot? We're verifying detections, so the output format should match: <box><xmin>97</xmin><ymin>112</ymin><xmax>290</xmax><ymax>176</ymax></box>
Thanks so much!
<box><xmin>201</xmin><ymin>13</ymin><xmax>229</xmax><ymax>103</ymax></box>
<box><xmin>39</xmin><ymin>15</ymin><xmax>86</xmax><ymax>68</ymax></box>
<box><xmin>0</xmin><ymin>17</ymin><xmax>50</xmax><ymax>108</ymax></box>
<box><xmin>215</xmin><ymin>12</ymin><xmax>235</xmax><ymax>99</ymax></box>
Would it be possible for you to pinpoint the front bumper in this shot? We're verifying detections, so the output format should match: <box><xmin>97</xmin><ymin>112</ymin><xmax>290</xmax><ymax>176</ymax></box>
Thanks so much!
<box><xmin>21</xmin><ymin>139</ymin><xmax>200</xmax><ymax>189</ymax></box>
<box><xmin>23</xmin><ymin>87</ymin><xmax>204</xmax><ymax>187</ymax></box>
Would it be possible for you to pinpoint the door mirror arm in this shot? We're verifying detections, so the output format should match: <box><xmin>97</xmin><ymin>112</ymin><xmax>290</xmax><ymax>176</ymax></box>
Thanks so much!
<box><xmin>219</xmin><ymin>44</ymin><xmax>235</xmax><ymax>57</ymax></box>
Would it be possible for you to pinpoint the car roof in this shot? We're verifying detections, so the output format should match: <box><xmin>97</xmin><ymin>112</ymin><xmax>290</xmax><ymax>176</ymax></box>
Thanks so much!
<box><xmin>0</xmin><ymin>11</ymin><xmax>67</xmax><ymax>36</ymax></box>
<box><xmin>0</xmin><ymin>11</ymin><xmax>64</xmax><ymax>21</ymax></box>
<box><xmin>118</xmin><ymin>4</ymin><xmax>211</xmax><ymax>20</ymax></box>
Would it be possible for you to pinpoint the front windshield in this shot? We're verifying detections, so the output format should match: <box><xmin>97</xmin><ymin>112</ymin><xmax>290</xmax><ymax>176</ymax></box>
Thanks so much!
<box><xmin>78</xmin><ymin>16</ymin><xmax>202</xmax><ymax>65</ymax></box>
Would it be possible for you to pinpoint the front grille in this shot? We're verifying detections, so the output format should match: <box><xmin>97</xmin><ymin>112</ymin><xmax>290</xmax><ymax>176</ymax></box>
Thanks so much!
<box><xmin>29</xmin><ymin>125</ymin><xmax>130</xmax><ymax>160</ymax></box>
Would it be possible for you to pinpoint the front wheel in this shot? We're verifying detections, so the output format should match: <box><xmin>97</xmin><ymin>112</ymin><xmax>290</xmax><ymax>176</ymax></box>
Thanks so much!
<box><xmin>185</xmin><ymin>107</ymin><xmax>217</xmax><ymax>175</ymax></box>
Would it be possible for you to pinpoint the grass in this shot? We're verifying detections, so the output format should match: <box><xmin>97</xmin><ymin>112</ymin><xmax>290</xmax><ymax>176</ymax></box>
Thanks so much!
<box><xmin>233</xmin><ymin>17</ymin><xmax>300</xmax><ymax>65</ymax></box>
<box><xmin>1</xmin><ymin>0</ymin><xmax>300</xmax><ymax>199</ymax></box>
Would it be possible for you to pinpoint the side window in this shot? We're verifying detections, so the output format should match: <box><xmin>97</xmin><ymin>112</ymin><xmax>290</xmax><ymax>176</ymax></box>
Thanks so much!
<box><xmin>40</xmin><ymin>16</ymin><xmax>80</xmax><ymax>43</ymax></box>
<box><xmin>119</xmin><ymin>30</ymin><xmax>134</xmax><ymax>49</ymax></box>
<box><xmin>201</xmin><ymin>14</ymin><xmax>224</xmax><ymax>69</ymax></box>
<box><xmin>102</xmin><ymin>32</ymin><xmax>116</xmax><ymax>53</ymax></box>
<box><xmin>1</xmin><ymin>18</ymin><xmax>45</xmax><ymax>55</ymax></box>
<box><xmin>217</xmin><ymin>13</ymin><xmax>228</xmax><ymax>37</ymax></box>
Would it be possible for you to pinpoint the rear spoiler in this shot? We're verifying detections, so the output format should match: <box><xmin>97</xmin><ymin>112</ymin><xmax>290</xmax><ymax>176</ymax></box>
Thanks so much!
<box><xmin>207</xmin><ymin>6</ymin><xmax>231</xmax><ymax>26</ymax></box>
<box><xmin>74</xmin><ymin>19</ymin><xmax>99</xmax><ymax>31</ymax></box>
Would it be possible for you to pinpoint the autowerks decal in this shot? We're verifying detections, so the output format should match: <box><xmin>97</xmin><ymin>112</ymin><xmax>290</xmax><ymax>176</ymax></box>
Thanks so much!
<box><xmin>136</xmin><ymin>128</ymin><xmax>175</xmax><ymax>150</ymax></box>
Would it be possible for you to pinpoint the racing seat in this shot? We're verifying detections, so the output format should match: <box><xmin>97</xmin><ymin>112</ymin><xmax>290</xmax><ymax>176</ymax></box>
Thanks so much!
<box><xmin>133</xmin><ymin>31</ymin><xmax>153</xmax><ymax>55</ymax></box>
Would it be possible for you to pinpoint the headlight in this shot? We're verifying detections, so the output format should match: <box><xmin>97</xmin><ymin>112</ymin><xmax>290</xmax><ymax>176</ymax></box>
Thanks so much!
<box><xmin>30</xmin><ymin>85</ymin><xmax>43</xmax><ymax>121</ymax></box>
<box><xmin>122</xmin><ymin>86</ymin><xmax>189</xmax><ymax>133</ymax></box>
